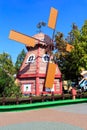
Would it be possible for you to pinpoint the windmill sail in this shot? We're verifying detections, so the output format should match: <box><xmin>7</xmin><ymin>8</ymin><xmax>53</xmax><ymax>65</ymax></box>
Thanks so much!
<box><xmin>45</xmin><ymin>7</ymin><xmax>58</xmax><ymax>89</ymax></box>
<box><xmin>66</xmin><ymin>43</ymin><xmax>74</xmax><ymax>52</ymax></box>
<box><xmin>9</xmin><ymin>30</ymin><xmax>36</xmax><ymax>47</ymax></box>
<box><xmin>45</xmin><ymin>62</ymin><xmax>56</xmax><ymax>88</ymax></box>
<box><xmin>48</xmin><ymin>7</ymin><xmax>58</xmax><ymax>29</ymax></box>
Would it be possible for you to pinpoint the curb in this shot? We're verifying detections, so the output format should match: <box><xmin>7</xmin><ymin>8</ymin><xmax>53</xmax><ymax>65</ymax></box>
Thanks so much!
<box><xmin>0</xmin><ymin>98</ymin><xmax>87</xmax><ymax>112</ymax></box>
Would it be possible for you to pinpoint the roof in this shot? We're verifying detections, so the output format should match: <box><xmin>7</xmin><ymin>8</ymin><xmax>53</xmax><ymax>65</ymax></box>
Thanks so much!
<box><xmin>33</xmin><ymin>32</ymin><xmax>53</xmax><ymax>45</ymax></box>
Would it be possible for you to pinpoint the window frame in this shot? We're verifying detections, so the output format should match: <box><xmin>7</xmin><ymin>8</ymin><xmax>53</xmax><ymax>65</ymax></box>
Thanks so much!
<box><xmin>42</xmin><ymin>54</ymin><xmax>50</xmax><ymax>62</ymax></box>
<box><xmin>27</xmin><ymin>54</ymin><xmax>35</xmax><ymax>63</ymax></box>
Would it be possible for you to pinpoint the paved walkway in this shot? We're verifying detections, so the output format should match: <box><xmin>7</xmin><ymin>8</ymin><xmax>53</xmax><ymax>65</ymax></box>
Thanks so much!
<box><xmin>0</xmin><ymin>103</ymin><xmax>87</xmax><ymax>130</ymax></box>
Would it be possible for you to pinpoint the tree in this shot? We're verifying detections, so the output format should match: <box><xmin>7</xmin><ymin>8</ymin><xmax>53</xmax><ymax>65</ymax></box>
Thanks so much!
<box><xmin>55</xmin><ymin>21</ymin><xmax>87</xmax><ymax>81</ymax></box>
<box><xmin>0</xmin><ymin>52</ymin><xmax>21</xmax><ymax>97</ymax></box>
<box><xmin>54</xmin><ymin>32</ymin><xmax>68</xmax><ymax>79</ymax></box>
<box><xmin>70</xmin><ymin>20</ymin><xmax>87</xmax><ymax>73</ymax></box>
<box><xmin>60</xmin><ymin>23</ymin><xmax>80</xmax><ymax>80</ymax></box>
<box><xmin>15</xmin><ymin>49</ymin><xmax>26</xmax><ymax>72</ymax></box>
<box><xmin>0</xmin><ymin>69</ymin><xmax>21</xmax><ymax>97</ymax></box>
<box><xmin>0</xmin><ymin>52</ymin><xmax>15</xmax><ymax>75</ymax></box>
<box><xmin>0</xmin><ymin>68</ymin><xmax>10</xmax><ymax>96</ymax></box>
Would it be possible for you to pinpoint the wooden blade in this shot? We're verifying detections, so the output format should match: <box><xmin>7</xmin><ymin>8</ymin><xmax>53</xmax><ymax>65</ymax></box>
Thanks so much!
<box><xmin>66</xmin><ymin>43</ymin><xmax>74</xmax><ymax>52</ymax></box>
<box><xmin>45</xmin><ymin>62</ymin><xmax>56</xmax><ymax>88</ymax></box>
<box><xmin>48</xmin><ymin>7</ymin><xmax>58</xmax><ymax>29</ymax></box>
<box><xmin>9</xmin><ymin>30</ymin><xmax>36</xmax><ymax>47</ymax></box>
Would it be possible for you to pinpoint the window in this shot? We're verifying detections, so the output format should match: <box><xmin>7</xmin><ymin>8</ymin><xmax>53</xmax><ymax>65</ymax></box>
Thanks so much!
<box><xmin>42</xmin><ymin>54</ymin><xmax>50</xmax><ymax>62</ymax></box>
<box><xmin>27</xmin><ymin>54</ymin><xmax>35</xmax><ymax>63</ymax></box>
<box><xmin>24</xmin><ymin>84</ymin><xmax>31</xmax><ymax>92</ymax></box>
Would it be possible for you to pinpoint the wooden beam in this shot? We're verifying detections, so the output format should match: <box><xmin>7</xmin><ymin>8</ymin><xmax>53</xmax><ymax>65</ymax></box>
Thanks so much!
<box><xmin>9</xmin><ymin>30</ymin><xmax>36</xmax><ymax>47</ymax></box>
<box><xmin>48</xmin><ymin>7</ymin><xmax>58</xmax><ymax>29</ymax></box>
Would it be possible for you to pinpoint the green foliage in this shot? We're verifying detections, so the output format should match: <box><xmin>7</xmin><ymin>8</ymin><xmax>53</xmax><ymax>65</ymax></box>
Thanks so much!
<box><xmin>69</xmin><ymin>21</ymin><xmax>87</xmax><ymax>74</ymax></box>
<box><xmin>4</xmin><ymin>81</ymin><xmax>21</xmax><ymax>97</ymax></box>
<box><xmin>0</xmin><ymin>69</ymin><xmax>9</xmax><ymax>95</ymax></box>
<box><xmin>15</xmin><ymin>49</ymin><xmax>26</xmax><ymax>72</ymax></box>
<box><xmin>55</xmin><ymin>32</ymin><xmax>66</xmax><ymax>53</ymax></box>
<box><xmin>0</xmin><ymin>52</ymin><xmax>16</xmax><ymax>75</ymax></box>
<box><xmin>0</xmin><ymin>68</ymin><xmax>21</xmax><ymax>97</ymax></box>
<box><xmin>0</xmin><ymin>52</ymin><xmax>21</xmax><ymax>97</ymax></box>
<box><xmin>55</xmin><ymin>21</ymin><xmax>87</xmax><ymax>81</ymax></box>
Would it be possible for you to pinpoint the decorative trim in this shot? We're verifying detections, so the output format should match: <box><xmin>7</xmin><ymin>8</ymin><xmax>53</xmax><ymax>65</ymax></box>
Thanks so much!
<box><xmin>42</xmin><ymin>54</ymin><xmax>50</xmax><ymax>62</ymax></box>
<box><xmin>17</xmin><ymin>73</ymin><xmax>61</xmax><ymax>78</ymax></box>
<box><xmin>21</xmin><ymin>82</ymin><xmax>35</xmax><ymax>94</ymax></box>
<box><xmin>26</xmin><ymin>54</ymin><xmax>35</xmax><ymax>63</ymax></box>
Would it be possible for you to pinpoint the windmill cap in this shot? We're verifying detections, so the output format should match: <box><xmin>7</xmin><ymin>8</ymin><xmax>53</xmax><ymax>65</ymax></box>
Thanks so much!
<box><xmin>33</xmin><ymin>32</ymin><xmax>53</xmax><ymax>45</ymax></box>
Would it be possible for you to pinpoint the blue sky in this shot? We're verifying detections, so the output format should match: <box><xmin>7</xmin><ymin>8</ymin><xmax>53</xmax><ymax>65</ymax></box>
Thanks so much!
<box><xmin>0</xmin><ymin>0</ymin><xmax>87</xmax><ymax>63</ymax></box>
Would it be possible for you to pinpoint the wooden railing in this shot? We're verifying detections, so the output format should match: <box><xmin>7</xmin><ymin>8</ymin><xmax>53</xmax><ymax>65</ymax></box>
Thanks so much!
<box><xmin>0</xmin><ymin>92</ymin><xmax>87</xmax><ymax>106</ymax></box>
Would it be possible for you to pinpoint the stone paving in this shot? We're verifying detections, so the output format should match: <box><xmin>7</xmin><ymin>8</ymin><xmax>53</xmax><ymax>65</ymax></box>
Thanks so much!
<box><xmin>0</xmin><ymin>103</ymin><xmax>87</xmax><ymax>130</ymax></box>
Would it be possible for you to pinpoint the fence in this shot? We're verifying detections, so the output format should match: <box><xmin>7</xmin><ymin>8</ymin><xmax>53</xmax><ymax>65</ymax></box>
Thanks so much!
<box><xmin>0</xmin><ymin>92</ymin><xmax>87</xmax><ymax>105</ymax></box>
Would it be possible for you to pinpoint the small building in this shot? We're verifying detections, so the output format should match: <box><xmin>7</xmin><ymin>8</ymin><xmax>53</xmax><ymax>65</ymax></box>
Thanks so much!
<box><xmin>17</xmin><ymin>33</ymin><xmax>62</xmax><ymax>96</ymax></box>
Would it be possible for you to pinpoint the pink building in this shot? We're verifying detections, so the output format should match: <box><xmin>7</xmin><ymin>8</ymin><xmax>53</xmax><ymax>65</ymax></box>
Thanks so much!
<box><xmin>17</xmin><ymin>33</ymin><xmax>62</xmax><ymax>96</ymax></box>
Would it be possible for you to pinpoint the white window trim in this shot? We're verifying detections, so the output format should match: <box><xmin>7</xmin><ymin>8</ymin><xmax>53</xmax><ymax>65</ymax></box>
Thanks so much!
<box><xmin>24</xmin><ymin>84</ymin><xmax>31</xmax><ymax>92</ymax></box>
<box><xmin>42</xmin><ymin>54</ymin><xmax>50</xmax><ymax>62</ymax></box>
<box><xmin>27</xmin><ymin>54</ymin><xmax>35</xmax><ymax>63</ymax></box>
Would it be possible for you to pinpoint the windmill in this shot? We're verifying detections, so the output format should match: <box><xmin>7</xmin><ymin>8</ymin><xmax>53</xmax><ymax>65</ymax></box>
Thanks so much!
<box><xmin>9</xmin><ymin>7</ymin><xmax>62</xmax><ymax>95</ymax></box>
